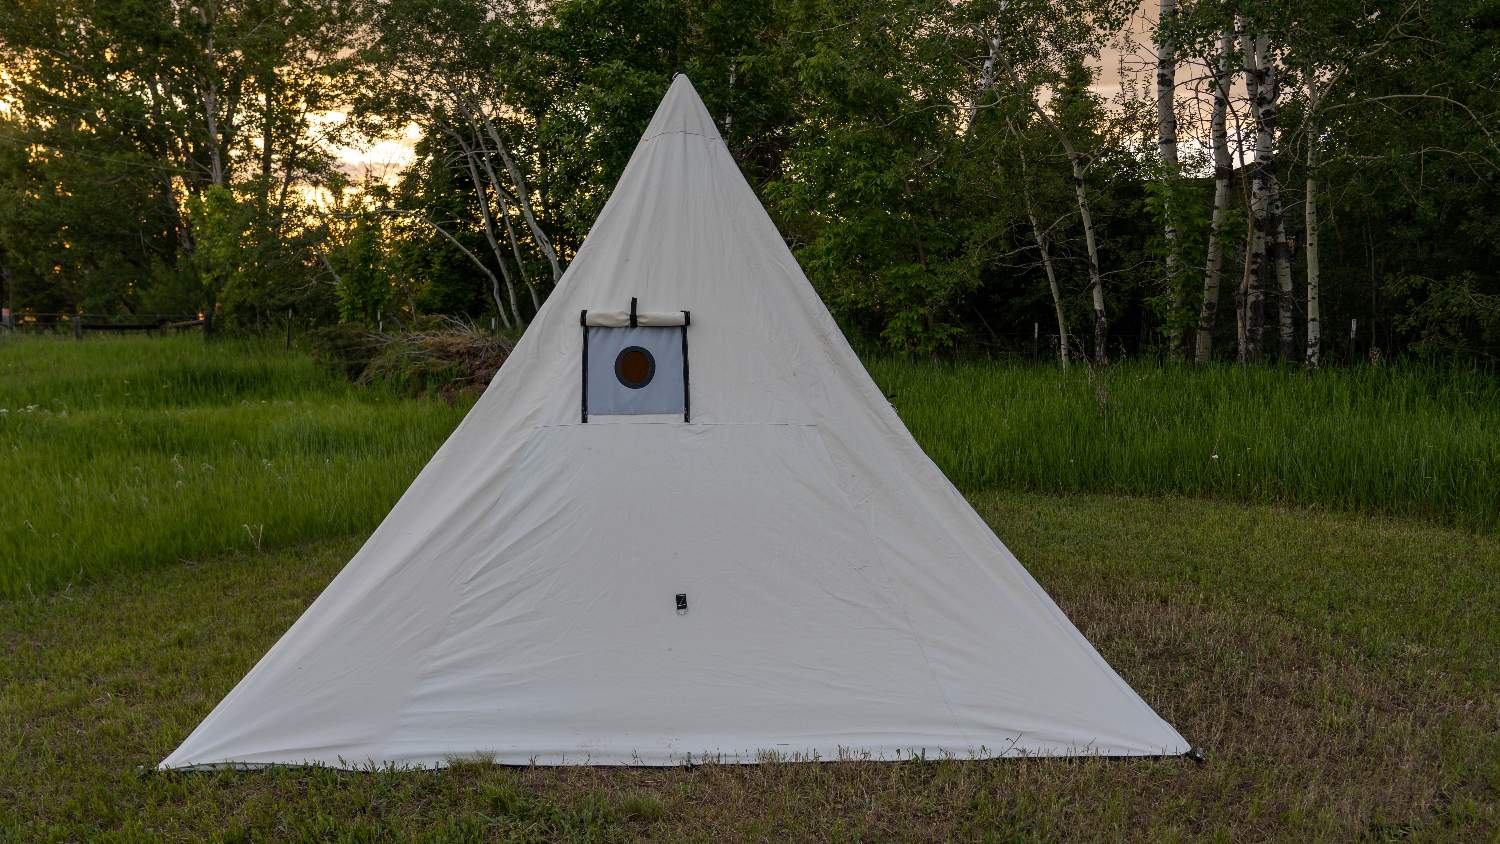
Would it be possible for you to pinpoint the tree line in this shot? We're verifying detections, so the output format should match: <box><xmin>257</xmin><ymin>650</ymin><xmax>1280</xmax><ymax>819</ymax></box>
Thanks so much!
<box><xmin>1</xmin><ymin>0</ymin><xmax>1497</xmax><ymax>364</ymax></box>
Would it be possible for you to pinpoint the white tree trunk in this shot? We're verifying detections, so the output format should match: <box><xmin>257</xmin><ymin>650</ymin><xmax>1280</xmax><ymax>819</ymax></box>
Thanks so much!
<box><xmin>1030</xmin><ymin>205</ymin><xmax>1071</xmax><ymax>369</ymax></box>
<box><xmin>1270</xmin><ymin>175</ymin><xmax>1296</xmax><ymax>361</ymax></box>
<box><xmin>1236</xmin><ymin>238</ymin><xmax>1249</xmax><ymax>362</ymax></box>
<box><xmin>1305</xmin><ymin>82</ymin><xmax>1322</xmax><ymax>369</ymax></box>
<box><xmin>476</xmin><ymin>111</ymin><xmax>564</xmax><ymax>285</ymax></box>
<box><xmin>447</xmin><ymin>126</ymin><xmax>519</xmax><ymax>329</ymax></box>
<box><xmin>1196</xmin><ymin>30</ymin><xmax>1234</xmax><ymax>363</ymax></box>
<box><xmin>1008</xmin><ymin>118</ymin><xmax>1070</xmax><ymax>369</ymax></box>
<box><xmin>193</xmin><ymin>2</ymin><xmax>226</xmax><ymax>189</ymax></box>
<box><xmin>978</xmin><ymin>36</ymin><xmax>1070</xmax><ymax>368</ymax></box>
<box><xmin>966</xmin><ymin>35</ymin><xmax>1002</xmax><ymax>131</ymax></box>
<box><xmin>500</xmin><ymin>196</ymin><xmax>542</xmax><ymax>313</ymax></box>
<box><xmin>1156</xmin><ymin>0</ymin><xmax>1184</xmax><ymax>352</ymax></box>
<box><xmin>470</xmin><ymin>126</ymin><xmax>542</xmax><ymax>314</ymax></box>
<box><xmin>1071</xmin><ymin>151</ymin><xmax>1108</xmax><ymax>364</ymax></box>
<box><xmin>1242</xmin><ymin>23</ymin><xmax>1270</xmax><ymax>362</ymax></box>
<box><xmin>1262</xmin><ymin>50</ymin><xmax>1296</xmax><ymax>362</ymax></box>
<box><xmin>988</xmin><ymin>34</ymin><xmax>1107</xmax><ymax>364</ymax></box>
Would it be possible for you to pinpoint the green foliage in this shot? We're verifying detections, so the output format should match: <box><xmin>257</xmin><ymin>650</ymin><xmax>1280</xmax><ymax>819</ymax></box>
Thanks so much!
<box><xmin>0</xmin><ymin>0</ymin><xmax>359</xmax><ymax>326</ymax></box>
<box><xmin>389</xmin><ymin>134</ymin><xmax>493</xmax><ymax>319</ymax></box>
<box><xmin>767</xmin><ymin>0</ymin><xmax>979</xmax><ymax>355</ymax></box>
<box><xmin>331</xmin><ymin>210</ymin><xmax>394</xmax><ymax>325</ymax></box>
<box><xmin>2</xmin><ymin>0</ymin><xmax>1499</xmax><ymax>360</ymax></box>
<box><xmin>1387</xmin><ymin>272</ymin><xmax>1500</xmax><ymax>359</ymax></box>
<box><xmin>184</xmin><ymin>186</ymin><xmax>253</xmax><ymax>315</ymax></box>
<box><xmin>1142</xmin><ymin>161</ymin><xmax>1213</xmax><ymax>347</ymax></box>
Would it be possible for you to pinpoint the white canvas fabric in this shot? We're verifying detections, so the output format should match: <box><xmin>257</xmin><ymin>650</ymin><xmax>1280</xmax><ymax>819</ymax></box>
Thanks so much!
<box><xmin>161</xmin><ymin>76</ymin><xmax>1188</xmax><ymax>770</ymax></box>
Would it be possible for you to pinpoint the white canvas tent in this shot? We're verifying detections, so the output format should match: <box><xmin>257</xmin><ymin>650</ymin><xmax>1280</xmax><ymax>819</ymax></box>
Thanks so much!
<box><xmin>161</xmin><ymin>76</ymin><xmax>1188</xmax><ymax>770</ymax></box>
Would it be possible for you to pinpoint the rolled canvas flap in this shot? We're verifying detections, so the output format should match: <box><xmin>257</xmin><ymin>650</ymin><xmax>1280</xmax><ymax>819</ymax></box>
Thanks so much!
<box><xmin>585</xmin><ymin>310</ymin><xmax>688</xmax><ymax>327</ymax></box>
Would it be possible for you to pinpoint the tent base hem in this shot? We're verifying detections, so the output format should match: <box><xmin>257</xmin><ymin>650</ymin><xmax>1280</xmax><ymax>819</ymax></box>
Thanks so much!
<box><xmin>158</xmin><ymin>743</ymin><xmax>1195</xmax><ymax>771</ymax></box>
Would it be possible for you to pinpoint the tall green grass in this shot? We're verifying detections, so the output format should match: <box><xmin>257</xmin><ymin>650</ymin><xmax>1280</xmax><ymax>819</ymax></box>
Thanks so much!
<box><xmin>869</xmin><ymin>359</ymin><xmax>1500</xmax><ymax>531</ymax></box>
<box><xmin>3</xmin><ymin>335</ymin><xmax>1496</xmax><ymax>597</ymax></box>
<box><xmin>0</xmin><ymin>335</ymin><xmax>472</xmax><ymax>597</ymax></box>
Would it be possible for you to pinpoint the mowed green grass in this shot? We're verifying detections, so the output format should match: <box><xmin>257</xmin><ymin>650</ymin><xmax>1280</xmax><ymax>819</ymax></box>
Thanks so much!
<box><xmin>868</xmin><ymin>358</ymin><xmax>1500</xmax><ymax>531</ymax></box>
<box><xmin>0</xmin><ymin>335</ymin><xmax>472</xmax><ymax>597</ymax></box>
<box><xmin>2</xmin><ymin>493</ymin><xmax>1495</xmax><ymax>840</ymax></box>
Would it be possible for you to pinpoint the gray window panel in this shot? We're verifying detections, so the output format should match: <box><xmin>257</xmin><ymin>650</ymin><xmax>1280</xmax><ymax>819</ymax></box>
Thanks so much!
<box><xmin>586</xmin><ymin>326</ymin><xmax>685</xmax><ymax>416</ymax></box>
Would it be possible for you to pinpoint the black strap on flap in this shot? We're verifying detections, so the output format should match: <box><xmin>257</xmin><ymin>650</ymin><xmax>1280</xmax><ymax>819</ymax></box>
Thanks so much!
<box><xmin>579</xmin><ymin>310</ymin><xmax>589</xmax><ymax>423</ymax></box>
<box><xmin>681</xmin><ymin>310</ymin><xmax>691</xmax><ymax>423</ymax></box>
<box><xmin>629</xmin><ymin>297</ymin><xmax>638</xmax><ymax>327</ymax></box>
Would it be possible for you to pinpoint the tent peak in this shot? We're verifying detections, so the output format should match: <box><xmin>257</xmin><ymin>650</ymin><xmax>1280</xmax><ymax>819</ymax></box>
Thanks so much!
<box><xmin>640</xmin><ymin>74</ymin><xmax>721</xmax><ymax>145</ymax></box>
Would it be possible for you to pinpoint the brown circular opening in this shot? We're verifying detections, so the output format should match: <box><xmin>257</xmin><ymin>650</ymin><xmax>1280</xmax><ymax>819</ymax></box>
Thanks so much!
<box><xmin>614</xmin><ymin>346</ymin><xmax>655</xmax><ymax>389</ymax></box>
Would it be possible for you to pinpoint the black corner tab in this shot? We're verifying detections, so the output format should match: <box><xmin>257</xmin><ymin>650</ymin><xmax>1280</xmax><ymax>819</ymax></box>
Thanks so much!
<box><xmin>1186</xmin><ymin>747</ymin><xmax>1206</xmax><ymax>765</ymax></box>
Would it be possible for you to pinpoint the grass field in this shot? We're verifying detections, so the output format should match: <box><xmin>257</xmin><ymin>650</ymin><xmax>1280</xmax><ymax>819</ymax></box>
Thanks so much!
<box><xmin>4</xmin><ymin>336</ymin><xmax>1497</xmax><ymax>597</ymax></box>
<box><xmin>870</xmin><ymin>358</ymin><xmax>1500</xmax><ymax>531</ymax></box>
<box><xmin>2</xmin><ymin>335</ymin><xmax>1497</xmax><ymax>840</ymax></box>
<box><xmin>3</xmin><ymin>493</ymin><xmax>1496</xmax><ymax>840</ymax></box>
<box><xmin>0</xmin><ymin>336</ymin><xmax>470</xmax><ymax>597</ymax></box>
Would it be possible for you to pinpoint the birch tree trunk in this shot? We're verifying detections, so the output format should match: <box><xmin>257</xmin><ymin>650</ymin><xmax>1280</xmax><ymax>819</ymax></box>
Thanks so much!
<box><xmin>1196</xmin><ymin>30</ymin><xmax>1234</xmax><ymax>363</ymax></box>
<box><xmin>1156</xmin><ymin>0</ymin><xmax>1184</xmax><ymax>353</ymax></box>
<box><xmin>144</xmin><ymin>73</ymin><xmax>195</xmax><ymax>258</ymax></box>
<box><xmin>1009</xmin><ymin>118</ymin><xmax>1070</xmax><ymax>368</ymax></box>
<box><xmin>1304</xmin><ymin>80</ymin><xmax>1322</xmax><ymax>369</ymax></box>
<box><xmin>469</xmin><ymin>125</ymin><xmax>543</xmax><ymax>313</ymax></box>
<box><xmin>500</xmin><ymin>194</ymin><xmax>542</xmax><ymax>312</ymax></box>
<box><xmin>971</xmin><ymin>35</ymin><xmax>1069</xmax><ymax>367</ymax></box>
<box><xmin>1028</xmin><ymin>201</ymin><xmax>1070</xmax><ymax>369</ymax></box>
<box><xmin>1242</xmin><ymin>23</ymin><xmax>1270</xmax><ymax>361</ymax></box>
<box><xmin>1071</xmin><ymin>149</ymin><xmax>1108</xmax><ymax>365</ymax></box>
<box><xmin>196</xmin><ymin>37</ymin><xmax>223</xmax><ymax>338</ymax></box>
<box><xmin>1270</xmin><ymin>178</ymin><xmax>1296</xmax><ymax>361</ymax></box>
<box><xmin>259</xmin><ymin>76</ymin><xmax>274</xmax><ymax>218</ymax></box>
<box><xmin>476</xmin><ymin>110</ymin><xmax>564</xmax><ymax>285</ymax></box>
<box><xmin>194</xmin><ymin>2</ymin><xmax>226</xmax><ymax>190</ymax></box>
<box><xmin>447</xmin><ymin>126</ymin><xmax>519</xmax><ymax>329</ymax></box>
<box><xmin>1262</xmin><ymin>50</ymin><xmax>1296</xmax><ymax>362</ymax></box>
<box><xmin>989</xmin><ymin>39</ymin><xmax>1107</xmax><ymax>364</ymax></box>
<box><xmin>966</xmin><ymin>35</ymin><xmax>1002</xmax><ymax>130</ymax></box>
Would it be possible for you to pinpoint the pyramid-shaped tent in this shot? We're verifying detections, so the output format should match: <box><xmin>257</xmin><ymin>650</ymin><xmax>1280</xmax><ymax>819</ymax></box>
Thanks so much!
<box><xmin>162</xmin><ymin>77</ymin><xmax>1187</xmax><ymax>769</ymax></box>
